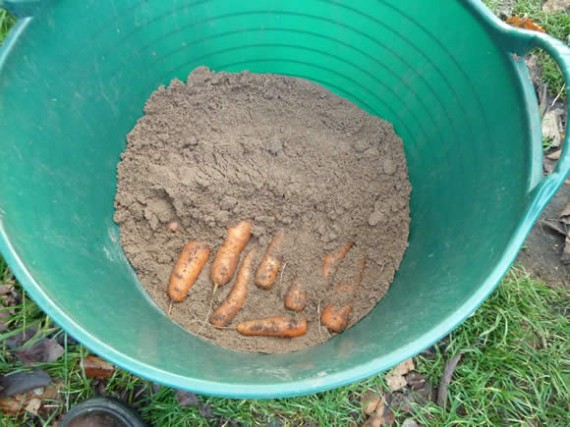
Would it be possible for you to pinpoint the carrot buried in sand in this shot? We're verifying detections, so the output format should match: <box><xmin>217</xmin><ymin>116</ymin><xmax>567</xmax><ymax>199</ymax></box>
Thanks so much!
<box><xmin>236</xmin><ymin>315</ymin><xmax>308</xmax><ymax>338</ymax></box>
<box><xmin>322</xmin><ymin>241</ymin><xmax>354</xmax><ymax>280</ymax></box>
<box><xmin>284</xmin><ymin>281</ymin><xmax>307</xmax><ymax>312</ymax></box>
<box><xmin>210</xmin><ymin>220</ymin><xmax>252</xmax><ymax>287</ymax></box>
<box><xmin>321</xmin><ymin>256</ymin><xmax>366</xmax><ymax>333</ymax></box>
<box><xmin>168</xmin><ymin>241</ymin><xmax>211</xmax><ymax>302</ymax></box>
<box><xmin>209</xmin><ymin>248</ymin><xmax>256</xmax><ymax>327</ymax></box>
<box><xmin>255</xmin><ymin>229</ymin><xmax>285</xmax><ymax>289</ymax></box>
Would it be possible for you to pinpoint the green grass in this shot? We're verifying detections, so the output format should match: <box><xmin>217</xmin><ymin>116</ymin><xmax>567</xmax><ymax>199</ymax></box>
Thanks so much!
<box><xmin>2</xmin><ymin>257</ymin><xmax>569</xmax><ymax>426</ymax></box>
<box><xmin>0</xmin><ymin>9</ymin><xmax>15</xmax><ymax>44</ymax></box>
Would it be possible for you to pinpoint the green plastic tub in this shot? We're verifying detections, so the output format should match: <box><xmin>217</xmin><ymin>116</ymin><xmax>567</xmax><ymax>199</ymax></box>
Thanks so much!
<box><xmin>1</xmin><ymin>0</ymin><xmax>569</xmax><ymax>398</ymax></box>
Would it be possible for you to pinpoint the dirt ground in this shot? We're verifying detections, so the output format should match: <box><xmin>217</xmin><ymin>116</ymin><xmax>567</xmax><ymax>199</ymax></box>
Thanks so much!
<box><xmin>518</xmin><ymin>182</ymin><xmax>570</xmax><ymax>289</ymax></box>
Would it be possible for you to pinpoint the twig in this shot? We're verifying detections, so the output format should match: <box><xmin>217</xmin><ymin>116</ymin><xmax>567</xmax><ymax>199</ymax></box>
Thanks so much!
<box><xmin>168</xmin><ymin>301</ymin><xmax>173</xmax><ymax>316</ymax></box>
<box><xmin>548</xmin><ymin>83</ymin><xmax>566</xmax><ymax>112</ymax></box>
<box><xmin>437</xmin><ymin>353</ymin><xmax>463</xmax><ymax>409</ymax></box>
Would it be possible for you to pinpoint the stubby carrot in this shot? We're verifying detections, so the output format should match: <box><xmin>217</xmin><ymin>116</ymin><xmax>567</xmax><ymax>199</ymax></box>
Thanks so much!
<box><xmin>284</xmin><ymin>281</ymin><xmax>307</xmax><ymax>312</ymax></box>
<box><xmin>322</xmin><ymin>241</ymin><xmax>354</xmax><ymax>280</ymax></box>
<box><xmin>210</xmin><ymin>220</ymin><xmax>252</xmax><ymax>286</ymax></box>
<box><xmin>255</xmin><ymin>229</ymin><xmax>285</xmax><ymax>289</ymax></box>
<box><xmin>321</xmin><ymin>256</ymin><xmax>366</xmax><ymax>333</ymax></box>
<box><xmin>168</xmin><ymin>241</ymin><xmax>211</xmax><ymax>302</ymax></box>
<box><xmin>236</xmin><ymin>315</ymin><xmax>308</xmax><ymax>338</ymax></box>
<box><xmin>209</xmin><ymin>248</ymin><xmax>256</xmax><ymax>327</ymax></box>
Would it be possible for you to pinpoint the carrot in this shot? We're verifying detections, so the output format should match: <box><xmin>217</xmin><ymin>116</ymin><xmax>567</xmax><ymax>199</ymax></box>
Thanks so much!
<box><xmin>209</xmin><ymin>248</ymin><xmax>256</xmax><ymax>327</ymax></box>
<box><xmin>322</xmin><ymin>241</ymin><xmax>354</xmax><ymax>280</ymax></box>
<box><xmin>321</xmin><ymin>256</ymin><xmax>366</xmax><ymax>333</ymax></box>
<box><xmin>236</xmin><ymin>315</ymin><xmax>308</xmax><ymax>338</ymax></box>
<box><xmin>255</xmin><ymin>229</ymin><xmax>285</xmax><ymax>289</ymax></box>
<box><xmin>210</xmin><ymin>220</ymin><xmax>252</xmax><ymax>286</ymax></box>
<box><xmin>284</xmin><ymin>281</ymin><xmax>307</xmax><ymax>312</ymax></box>
<box><xmin>168</xmin><ymin>241</ymin><xmax>211</xmax><ymax>302</ymax></box>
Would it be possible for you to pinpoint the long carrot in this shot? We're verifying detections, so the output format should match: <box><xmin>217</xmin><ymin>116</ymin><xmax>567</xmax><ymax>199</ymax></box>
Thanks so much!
<box><xmin>210</xmin><ymin>220</ymin><xmax>252</xmax><ymax>286</ymax></box>
<box><xmin>255</xmin><ymin>229</ymin><xmax>285</xmax><ymax>289</ymax></box>
<box><xmin>284</xmin><ymin>281</ymin><xmax>307</xmax><ymax>312</ymax></box>
<box><xmin>321</xmin><ymin>256</ymin><xmax>366</xmax><ymax>333</ymax></box>
<box><xmin>168</xmin><ymin>241</ymin><xmax>211</xmax><ymax>302</ymax></box>
<box><xmin>209</xmin><ymin>248</ymin><xmax>256</xmax><ymax>327</ymax></box>
<box><xmin>236</xmin><ymin>315</ymin><xmax>308</xmax><ymax>338</ymax></box>
<box><xmin>322</xmin><ymin>241</ymin><xmax>354</xmax><ymax>280</ymax></box>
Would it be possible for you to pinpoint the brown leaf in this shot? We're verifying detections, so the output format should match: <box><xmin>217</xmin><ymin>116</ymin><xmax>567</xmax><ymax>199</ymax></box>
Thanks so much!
<box><xmin>539</xmin><ymin>219</ymin><xmax>567</xmax><ymax>236</ymax></box>
<box><xmin>506</xmin><ymin>16</ymin><xmax>546</xmax><ymax>33</ymax></box>
<box><xmin>373</xmin><ymin>402</ymin><xmax>396</xmax><ymax>426</ymax></box>
<box><xmin>81</xmin><ymin>355</ymin><xmax>115</xmax><ymax>379</ymax></box>
<box><xmin>547</xmin><ymin>150</ymin><xmax>562</xmax><ymax>160</ymax></box>
<box><xmin>402</xmin><ymin>419</ymin><xmax>420</xmax><ymax>427</ymax></box>
<box><xmin>0</xmin><ymin>285</ymin><xmax>15</xmax><ymax>296</ymax></box>
<box><xmin>389</xmin><ymin>359</ymin><xmax>415</xmax><ymax>377</ymax></box>
<box><xmin>5</xmin><ymin>326</ymin><xmax>38</xmax><ymax>349</ymax></box>
<box><xmin>360</xmin><ymin>390</ymin><xmax>382</xmax><ymax>415</ymax></box>
<box><xmin>13</xmin><ymin>338</ymin><xmax>65</xmax><ymax>365</ymax></box>
<box><xmin>437</xmin><ymin>353</ymin><xmax>462</xmax><ymax>408</ymax></box>
<box><xmin>0</xmin><ymin>311</ymin><xmax>10</xmax><ymax>332</ymax></box>
<box><xmin>386</xmin><ymin>374</ymin><xmax>407</xmax><ymax>392</ymax></box>
<box><xmin>559</xmin><ymin>203</ymin><xmax>570</xmax><ymax>225</ymax></box>
<box><xmin>362</xmin><ymin>416</ymin><xmax>383</xmax><ymax>427</ymax></box>
<box><xmin>542</xmin><ymin>0</ymin><xmax>570</xmax><ymax>13</ymax></box>
<box><xmin>175</xmin><ymin>390</ymin><xmax>199</xmax><ymax>407</ymax></box>
<box><xmin>0</xmin><ymin>370</ymin><xmax>51</xmax><ymax>397</ymax></box>
<box><xmin>25</xmin><ymin>398</ymin><xmax>42</xmax><ymax>416</ymax></box>
<box><xmin>0</xmin><ymin>381</ymin><xmax>60</xmax><ymax>416</ymax></box>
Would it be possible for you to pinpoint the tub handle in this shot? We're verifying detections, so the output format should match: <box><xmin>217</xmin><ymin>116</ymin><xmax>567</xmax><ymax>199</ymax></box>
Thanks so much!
<box><xmin>525</xmin><ymin>33</ymin><xmax>570</xmax><ymax>179</ymax></box>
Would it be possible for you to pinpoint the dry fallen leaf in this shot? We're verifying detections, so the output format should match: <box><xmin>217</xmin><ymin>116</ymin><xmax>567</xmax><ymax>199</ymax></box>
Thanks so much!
<box><xmin>437</xmin><ymin>353</ymin><xmax>462</xmax><ymax>408</ymax></box>
<box><xmin>0</xmin><ymin>381</ymin><xmax>61</xmax><ymax>416</ymax></box>
<box><xmin>559</xmin><ymin>203</ymin><xmax>570</xmax><ymax>225</ymax></box>
<box><xmin>386</xmin><ymin>374</ymin><xmax>407</xmax><ymax>392</ymax></box>
<box><xmin>360</xmin><ymin>390</ymin><xmax>382</xmax><ymax>415</ymax></box>
<box><xmin>506</xmin><ymin>15</ymin><xmax>546</xmax><ymax>33</ymax></box>
<box><xmin>390</xmin><ymin>359</ymin><xmax>415</xmax><ymax>377</ymax></box>
<box><xmin>385</xmin><ymin>359</ymin><xmax>415</xmax><ymax>391</ymax></box>
<box><xmin>547</xmin><ymin>150</ymin><xmax>562</xmax><ymax>161</ymax></box>
<box><xmin>542</xmin><ymin>0</ymin><xmax>570</xmax><ymax>13</ymax></box>
<box><xmin>13</xmin><ymin>339</ymin><xmax>65</xmax><ymax>365</ymax></box>
<box><xmin>0</xmin><ymin>370</ymin><xmax>51</xmax><ymax>398</ymax></box>
<box><xmin>25</xmin><ymin>398</ymin><xmax>42</xmax><ymax>416</ymax></box>
<box><xmin>402</xmin><ymin>419</ymin><xmax>421</xmax><ymax>427</ymax></box>
<box><xmin>373</xmin><ymin>402</ymin><xmax>396</xmax><ymax>426</ymax></box>
<box><xmin>175</xmin><ymin>390</ymin><xmax>199</xmax><ymax>407</ymax></box>
<box><xmin>81</xmin><ymin>355</ymin><xmax>115</xmax><ymax>379</ymax></box>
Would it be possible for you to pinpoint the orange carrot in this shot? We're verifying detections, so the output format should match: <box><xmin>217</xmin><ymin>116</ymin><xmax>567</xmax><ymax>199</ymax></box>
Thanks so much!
<box><xmin>322</xmin><ymin>241</ymin><xmax>354</xmax><ymax>280</ymax></box>
<box><xmin>284</xmin><ymin>281</ymin><xmax>307</xmax><ymax>312</ymax></box>
<box><xmin>168</xmin><ymin>241</ymin><xmax>211</xmax><ymax>302</ymax></box>
<box><xmin>321</xmin><ymin>256</ymin><xmax>366</xmax><ymax>333</ymax></box>
<box><xmin>210</xmin><ymin>220</ymin><xmax>252</xmax><ymax>286</ymax></box>
<box><xmin>209</xmin><ymin>248</ymin><xmax>256</xmax><ymax>327</ymax></box>
<box><xmin>255</xmin><ymin>229</ymin><xmax>285</xmax><ymax>289</ymax></box>
<box><xmin>236</xmin><ymin>315</ymin><xmax>308</xmax><ymax>338</ymax></box>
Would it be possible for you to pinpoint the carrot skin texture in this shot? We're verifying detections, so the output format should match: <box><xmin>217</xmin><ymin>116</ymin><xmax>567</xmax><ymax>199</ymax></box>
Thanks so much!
<box><xmin>209</xmin><ymin>248</ymin><xmax>256</xmax><ymax>327</ymax></box>
<box><xmin>255</xmin><ymin>229</ymin><xmax>285</xmax><ymax>289</ymax></box>
<box><xmin>321</xmin><ymin>256</ymin><xmax>367</xmax><ymax>332</ymax></box>
<box><xmin>284</xmin><ymin>281</ymin><xmax>307</xmax><ymax>312</ymax></box>
<box><xmin>322</xmin><ymin>241</ymin><xmax>354</xmax><ymax>280</ymax></box>
<box><xmin>210</xmin><ymin>220</ymin><xmax>252</xmax><ymax>286</ymax></box>
<box><xmin>236</xmin><ymin>315</ymin><xmax>308</xmax><ymax>338</ymax></box>
<box><xmin>168</xmin><ymin>241</ymin><xmax>211</xmax><ymax>302</ymax></box>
